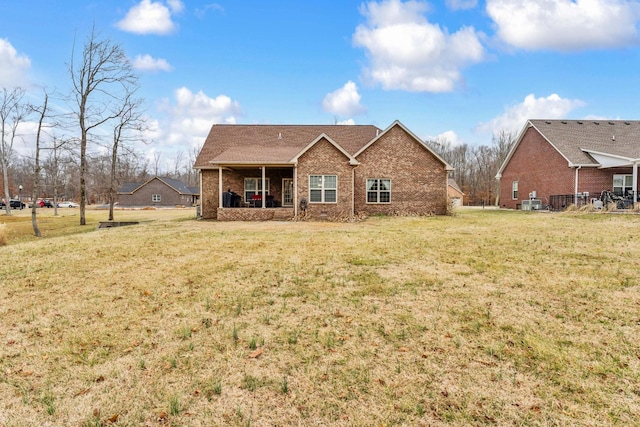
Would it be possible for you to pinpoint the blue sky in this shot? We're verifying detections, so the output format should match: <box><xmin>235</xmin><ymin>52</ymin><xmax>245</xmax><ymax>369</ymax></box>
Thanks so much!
<box><xmin>2</xmin><ymin>0</ymin><xmax>640</xmax><ymax>166</ymax></box>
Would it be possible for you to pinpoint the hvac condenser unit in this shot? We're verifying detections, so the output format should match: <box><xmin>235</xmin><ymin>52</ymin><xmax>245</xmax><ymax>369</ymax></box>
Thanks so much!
<box><xmin>522</xmin><ymin>199</ymin><xmax>542</xmax><ymax>211</ymax></box>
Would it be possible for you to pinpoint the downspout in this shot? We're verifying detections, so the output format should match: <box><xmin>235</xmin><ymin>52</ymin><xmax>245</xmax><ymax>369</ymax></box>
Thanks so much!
<box><xmin>574</xmin><ymin>166</ymin><xmax>581</xmax><ymax>204</ymax></box>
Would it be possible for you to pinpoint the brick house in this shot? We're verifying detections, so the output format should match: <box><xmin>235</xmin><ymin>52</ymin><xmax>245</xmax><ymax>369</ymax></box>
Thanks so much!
<box><xmin>194</xmin><ymin>120</ymin><xmax>452</xmax><ymax>220</ymax></box>
<box><xmin>448</xmin><ymin>178</ymin><xmax>464</xmax><ymax>207</ymax></box>
<box><xmin>496</xmin><ymin>120</ymin><xmax>640</xmax><ymax>210</ymax></box>
<box><xmin>118</xmin><ymin>176</ymin><xmax>199</xmax><ymax>207</ymax></box>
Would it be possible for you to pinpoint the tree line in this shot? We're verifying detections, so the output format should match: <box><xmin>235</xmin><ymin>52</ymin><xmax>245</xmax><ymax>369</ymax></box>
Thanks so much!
<box><xmin>425</xmin><ymin>129</ymin><xmax>516</xmax><ymax>206</ymax></box>
<box><xmin>0</xmin><ymin>28</ymin><xmax>197</xmax><ymax>234</ymax></box>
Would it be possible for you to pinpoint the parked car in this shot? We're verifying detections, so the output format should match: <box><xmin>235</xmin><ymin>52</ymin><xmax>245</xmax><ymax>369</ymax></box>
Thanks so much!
<box><xmin>0</xmin><ymin>199</ymin><xmax>26</xmax><ymax>209</ymax></box>
<box><xmin>29</xmin><ymin>199</ymin><xmax>55</xmax><ymax>208</ymax></box>
<box><xmin>57</xmin><ymin>201</ymin><xmax>79</xmax><ymax>208</ymax></box>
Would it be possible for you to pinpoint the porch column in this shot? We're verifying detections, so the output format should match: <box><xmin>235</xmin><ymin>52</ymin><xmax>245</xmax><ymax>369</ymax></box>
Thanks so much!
<box><xmin>218</xmin><ymin>167</ymin><xmax>223</xmax><ymax>208</ymax></box>
<box><xmin>293</xmin><ymin>165</ymin><xmax>298</xmax><ymax>216</ymax></box>
<box><xmin>261</xmin><ymin>166</ymin><xmax>266</xmax><ymax>209</ymax></box>
<box><xmin>634</xmin><ymin>162</ymin><xmax>638</xmax><ymax>205</ymax></box>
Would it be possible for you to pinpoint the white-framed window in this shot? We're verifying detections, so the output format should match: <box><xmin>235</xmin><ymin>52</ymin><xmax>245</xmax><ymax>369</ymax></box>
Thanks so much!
<box><xmin>309</xmin><ymin>175</ymin><xmax>337</xmax><ymax>203</ymax></box>
<box><xmin>152</xmin><ymin>194</ymin><xmax>161</xmax><ymax>202</ymax></box>
<box><xmin>244</xmin><ymin>178</ymin><xmax>270</xmax><ymax>202</ymax></box>
<box><xmin>367</xmin><ymin>178</ymin><xmax>391</xmax><ymax>203</ymax></box>
<box><xmin>512</xmin><ymin>181</ymin><xmax>518</xmax><ymax>200</ymax></box>
<box><xmin>613</xmin><ymin>174</ymin><xmax>633</xmax><ymax>197</ymax></box>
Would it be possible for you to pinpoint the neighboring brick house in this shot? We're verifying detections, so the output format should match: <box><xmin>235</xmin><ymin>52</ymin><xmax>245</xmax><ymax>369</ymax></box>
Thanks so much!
<box><xmin>193</xmin><ymin>120</ymin><xmax>452</xmax><ymax>220</ymax></box>
<box><xmin>447</xmin><ymin>178</ymin><xmax>464</xmax><ymax>207</ymax></box>
<box><xmin>496</xmin><ymin>119</ymin><xmax>640</xmax><ymax>210</ymax></box>
<box><xmin>118</xmin><ymin>177</ymin><xmax>199</xmax><ymax>207</ymax></box>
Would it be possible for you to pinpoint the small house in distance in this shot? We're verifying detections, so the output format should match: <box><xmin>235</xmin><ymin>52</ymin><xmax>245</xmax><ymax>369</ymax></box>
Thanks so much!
<box><xmin>117</xmin><ymin>176</ymin><xmax>198</xmax><ymax>207</ymax></box>
<box><xmin>194</xmin><ymin>120</ymin><xmax>453</xmax><ymax>220</ymax></box>
<box><xmin>496</xmin><ymin>119</ymin><xmax>640</xmax><ymax>210</ymax></box>
<box><xmin>447</xmin><ymin>178</ymin><xmax>464</xmax><ymax>207</ymax></box>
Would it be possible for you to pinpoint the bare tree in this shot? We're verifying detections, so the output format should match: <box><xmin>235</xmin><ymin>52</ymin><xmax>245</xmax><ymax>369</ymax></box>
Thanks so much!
<box><xmin>69</xmin><ymin>27</ymin><xmax>137</xmax><ymax>225</ymax></box>
<box><xmin>29</xmin><ymin>90</ymin><xmax>54</xmax><ymax>237</ymax></box>
<box><xmin>491</xmin><ymin>129</ymin><xmax>516</xmax><ymax>206</ymax></box>
<box><xmin>153</xmin><ymin>151</ymin><xmax>161</xmax><ymax>177</ymax></box>
<box><xmin>0</xmin><ymin>87</ymin><xmax>28</xmax><ymax>215</ymax></box>
<box><xmin>109</xmin><ymin>93</ymin><xmax>145</xmax><ymax>221</ymax></box>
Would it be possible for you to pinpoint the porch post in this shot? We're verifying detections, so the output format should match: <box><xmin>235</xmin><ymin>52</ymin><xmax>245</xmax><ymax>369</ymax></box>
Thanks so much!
<box><xmin>261</xmin><ymin>166</ymin><xmax>266</xmax><ymax>209</ymax></box>
<box><xmin>218</xmin><ymin>167</ymin><xmax>223</xmax><ymax>208</ymax></box>
<box><xmin>293</xmin><ymin>165</ymin><xmax>298</xmax><ymax>216</ymax></box>
<box><xmin>633</xmin><ymin>162</ymin><xmax>638</xmax><ymax>206</ymax></box>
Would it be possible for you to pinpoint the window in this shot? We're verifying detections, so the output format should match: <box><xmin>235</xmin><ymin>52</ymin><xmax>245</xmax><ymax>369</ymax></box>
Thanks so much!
<box><xmin>511</xmin><ymin>181</ymin><xmax>518</xmax><ymax>200</ymax></box>
<box><xmin>309</xmin><ymin>175</ymin><xmax>337</xmax><ymax>203</ymax></box>
<box><xmin>244</xmin><ymin>178</ymin><xmax>270</xmax><ymax>202</ymax></box>
<box><xmin>152</xmin><ymin>194</ymin><xmax>161</xmax><ymax>202</ymax></box>
<box><xmin>367</xmin><ymin>178</ymin><xmax>391</xmax><ymax>203</ymax></box>
<box><xmin>613</xmin><ymin>174</ymin><xmax>633</xmax><ymax>196</ymax></box>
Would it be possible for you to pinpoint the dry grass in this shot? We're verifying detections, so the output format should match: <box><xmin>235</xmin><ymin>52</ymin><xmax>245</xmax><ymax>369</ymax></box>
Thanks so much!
<box><xmin>1</xmin><ymin>208</ymin><xmax>639</xmax><ymax>426</ymax></box>
<box><xmin>0</xmin><ymin>223</ymin><xmax>7</xmax><ymax>246</ymax></box>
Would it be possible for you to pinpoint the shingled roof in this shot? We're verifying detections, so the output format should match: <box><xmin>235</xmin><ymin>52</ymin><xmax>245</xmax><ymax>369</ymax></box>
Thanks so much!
<box><xmin>529</xmin><ymin>119</ymin><xmax>640</xmax><ymax>166</ymax></box>
<box><xmin>118</xmin><ymin>177</ymin><xmax>198</xmax><ymax>195</ymax></box>
<box><xmin>194</xmin><ymin>124</ymin><xmax>381</xmax><ymax>168</ymax></box>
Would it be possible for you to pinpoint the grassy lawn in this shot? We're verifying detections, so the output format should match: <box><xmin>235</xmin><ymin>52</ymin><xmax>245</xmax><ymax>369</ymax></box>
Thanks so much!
<box><xmin>0</xmin><ymin>208</ymin><xmax>639</xmax><ymax>426</ymax></box>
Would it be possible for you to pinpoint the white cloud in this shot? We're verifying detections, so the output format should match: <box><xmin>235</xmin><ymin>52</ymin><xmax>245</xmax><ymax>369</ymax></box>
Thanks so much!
<box><xmin>337</xmin><ymin>119</ymin><xmax>356</xmax><ymax>125</ymax></box>
<box><xmin>477</xmin><ymin>93</ymin><xmax>586</xmax><ymax>134</ymax></box>
<box><xmin>166</xmin><ymin>0</ymin><xmax>184</xmax><ymax>13</ymax></box>
<box><xmin>446</xmin><ymin>0</ymin><xmax>478</xmax><ymax>10</ymax></box>
<box><xmin>353</xmin><ymin>0</ymin><xmax>485</xmax><ymax>92</ymax></box>
<box><xmin>322</xmin><ymin>81</ymin><xmax>366</xmax><ymax>117</ymax></box>
<box><xmin>487</xmin><ymin>0</ymin><xmax>640</xmax><ymax>51</ymax></box>
<box><xmin>116</xmin><ymin>0</ymin><xmax>180</xmax><ymax>35</ymax></box>
<box><xmin>157</xmin><ymin>87</ymin><xmax>241</xmax><ymax>149</ymax></box>
<box><xmin>435</xmin><ymin>130</ymin><xmax>463</xmax><ymax>146</ymax></box>
<box><xmin>195</xmin><ymin>3</ymin><xmax>224</xmax><ymax>18</ymax></box>
<box><xmin>132</xmin><ymin>54</ymin><xmax>173</xmax><ymax>72</ymax></box>
<box><xmin>0</xmin><ymin>39</ymin><xmax>31</xmax><ymax>87</ymax></box>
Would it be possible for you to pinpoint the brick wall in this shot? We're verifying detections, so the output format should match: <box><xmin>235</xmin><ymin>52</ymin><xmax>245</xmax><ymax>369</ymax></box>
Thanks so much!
<box><xmin>217</xmin><ymin>207</ymin><xmax>294</xmax><ymax>221</ymax></box>
<box><xmin>200</xmin><ymin>169</ymin><xmax>219</xmax><ymax>219</ymax></box>
<box><xmin>500</xmin><ymin>127</ymin><xmax>576</xmax><ymax>208</ymax></box>
<box><xmin>499</xmin><ymin>127</ymin><xmax>636</xmax><ymax>208</ymax></box>
<box><xmin>354</xmin><ymin>126</ymin><xmax>448</xmax><ymax>215</ymax></box>
<box><xmin>296</xmin><ymin>138</ymin><xmax>354</xmax><ymax>219</ymax></box>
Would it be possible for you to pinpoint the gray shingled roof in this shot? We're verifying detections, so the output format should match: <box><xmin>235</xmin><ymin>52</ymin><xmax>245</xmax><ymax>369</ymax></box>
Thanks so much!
<box><xmin>118</xmin><ymin>177</ymin><xmax>198</xmax><ymax>195</ymax></box>
<box><xmin>158</xmin><ymin>177</ymin><xmax>199</xmax><ymax>195</ymax></box>
<box><xmin>118</xmin><ymin>182</ymin><xmax>144</xmax><ymax>194</ymax></box>
<box><xmin>194</xmin><ymin>124</ymin><xmax>381</xmax><ymax>168</ymax></box>
<box><xmin>529</xmin><ymin>119</ymin><xmax>640</xmax><ymax>166</ymax></box>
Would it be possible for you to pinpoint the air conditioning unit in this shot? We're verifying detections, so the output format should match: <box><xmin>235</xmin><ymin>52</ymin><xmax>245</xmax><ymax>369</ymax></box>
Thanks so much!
<box><xmin>522</xmin><ymin>199</ymin><xmax>542</xmax><ymax>211</ymax></box>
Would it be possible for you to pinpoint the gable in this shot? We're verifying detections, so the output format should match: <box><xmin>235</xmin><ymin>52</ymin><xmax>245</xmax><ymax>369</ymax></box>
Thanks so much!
<box><xmin>499</xmin><ymin>120</ymin><xmax>640</xmax><ymax>177</ymax></box>
<box><xmin>354</xmin><ymin>120</ymin><xmax>452</xmax><ymax>170</ymax></box>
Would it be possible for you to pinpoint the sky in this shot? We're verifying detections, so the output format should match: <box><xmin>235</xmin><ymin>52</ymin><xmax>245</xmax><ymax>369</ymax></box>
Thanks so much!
<box><xmin>2</xmin><ymin>0</ymin><xmax>640</xmax><ymax>167</ymax></box>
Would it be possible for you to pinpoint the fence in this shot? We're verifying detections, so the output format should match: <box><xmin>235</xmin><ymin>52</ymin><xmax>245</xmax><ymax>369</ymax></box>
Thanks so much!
<box><xmin>549</xmin><ymin>194</ymin><xmax>589</xmax><ymax>211</ymax></box>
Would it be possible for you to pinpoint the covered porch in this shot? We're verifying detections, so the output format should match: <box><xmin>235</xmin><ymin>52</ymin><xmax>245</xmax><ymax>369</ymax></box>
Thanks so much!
<box><xmin>214</xmin><ymin>163</ymin><xmax>298</xmax><ymax>221</ymax></box>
